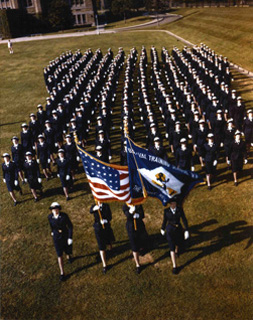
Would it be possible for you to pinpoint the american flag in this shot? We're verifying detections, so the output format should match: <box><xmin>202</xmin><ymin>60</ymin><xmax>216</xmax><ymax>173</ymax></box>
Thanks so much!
<box><xmin>77</xmin><ymin>145</ymin><xmax>131</xmax><ymax>203</ymax></box>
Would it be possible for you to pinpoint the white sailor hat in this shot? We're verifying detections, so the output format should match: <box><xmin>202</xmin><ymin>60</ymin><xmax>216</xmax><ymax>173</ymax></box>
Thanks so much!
<box><xmin>21</xmin><ymin>123</ymin><xmax>28</xmax><ymax>127</ymax></box>
<box><xmin>2</xmin><ymin>153</ymin><xmax>10</xmax><ymax>158</ymax></box>
<box><xmin>98</xmin><ymin>130</ymin><xmax>104</xmax><ymax>134</ymax></box>
<box><xmin>11</xmin><ymin>136</ymin><xmax>19</xmax><ymax>141</ymax></box>
<box><xmin>58</xmin><ymin>149</ymin><xmax>65</xmax><ymax>153</ymax></box>
<box><xmin>175</xmin><ymin>121</ymin><xmax>181</xmax><ymax>125</ymax></box>
<box><xmin>49</xmin><ymin>202</ymin><xmax>61</xmax><ymax>210</ymax></box>
<box><xmin>25</xmin><ymin>151</ymin><xmax>32</xmax><ymax>156</ymax></box>
<box><xmin>199</xmin><ymin>119</ymin><xmax>205</xmax><ymax>124</ymax></box>
<box><xmin>38</xmin><ymin>134</ymin><xmax>44</xmax><ymax>139</ymax></box>
<box><xmin>194</xmin><ymin>110</ymin><xmax>199</xmax><ymax>115</ymax></box>
<box><xmin>37</xmin><ymin>104</ymin><xmax>43</xmax><ymax>109</ymax></box>
<box><xmin>52</xmin><ymin>110</ymin><xmax>57</xmax><ymax>114</ymax></box>
<box><xmin>237</xmin><ymin>96</ymin><xmax>242</xmax><ymax>100</ymax></box>
<box><xmin>30</xmin><ymin>113</ymin><xmax>35</xmax><ymax>117</ymax></box>
<box><xmin>227</xmin><ymin>118</ymin><xmax>233</xmax><ymax>123</ymax></box>
<box><xmin>232</xmin><ymin>89</ymin><xmax>236</xmax><ymax>93</ymax></box>
<box><xmin>216</xmin><ymin>109</ymin><xmax>223</xmax><ymax>114</ymax></box>
<box><xmin>96</xmin><ymin>145</ymin><xmax>102</xmax><ymax>151</ymax></box>
<box><xmin>65</xmin><ymin>134</ymin><xmax>71</xmax><ymax>138</ymax></box>
<box><xmin>150</xmin><ymin>123</ymin><xmax>156</xmax><ymax>128</ymax></box>
<box><xmin>46</xmin><ymin>97</ymin><xmax>50</xmax><ymax>100</ymax></box>
<box><xmin>247</xmin><ymin>109</ymin><xmax>252</xmax><ymax>114</ymax></box>
<box><xmin>154</xmin><ymin>137</ymin><xmax>160</xmax><ymax>142</ymax></box>
<box><xmin>180</xmin><ymin>138</ymin><xmax>187</xmax><ymax>144</ymax></box>
<box><xmin>235</xmin><ymin>130</ymin><xmax>241</xmax><ymax>136</ymax></box>
<box><xmin>207</xmin><ymin>133</ymin><xmax>214</xmax><ymax>139</ymax></box>
<box><xmin>70</xmin><ymin>118</ymin><xmax>76</xmax><ymax>122</ymax></box>
<box><xmin>45</xmin><ymin>120</ymin><xmax>50</xmax><ymax>124</ymax></box>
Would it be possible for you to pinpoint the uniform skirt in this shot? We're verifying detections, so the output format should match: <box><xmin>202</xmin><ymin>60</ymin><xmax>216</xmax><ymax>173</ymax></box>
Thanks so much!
<box><xmin>6</xmin><ymin>180</ymin><xmax>21</xmax><ymax>192</ymax></box>
<box><xmin>126</xmin><ymin>221</ymin><xmax>148</xmax><ymax>252</ymax></box>
<box><xmin>53</xmin><ymin>236</ymin><xmax>72</xmax><ymax>257</ymax></box>
<box><xmin>231</xmin><ymin>157</ymin><xmax>244</xmax><ymax>173</ymax></box>
<box><xmin>28</xmin><ymin>177</ymin><xmax>42</xmax><ymax>190</ymax></box>
<box><xmin>165</xmin><ymin>224</ymin><xmax>184</xmax><ymax>252</ymax></box>
<box><xmin>205</xmin><ymin>161</ymin><xmax>216</xmax><ymax>175</ymax></box>
<box><xmin>94</xmin><ymin>223</ymin><xmax>115</xmax><ymax>251</ymax></box>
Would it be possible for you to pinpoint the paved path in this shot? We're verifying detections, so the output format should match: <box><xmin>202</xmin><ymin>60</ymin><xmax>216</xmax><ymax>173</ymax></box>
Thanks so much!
<box><xmin>1</xmin><ymin>13</ymin><xmax>252</xmax><ymax>78</ymax></box>
<box><xmin>0</xmin><ymin>14</ymin><xmax>181</xmax><ymax>44</ymax></box>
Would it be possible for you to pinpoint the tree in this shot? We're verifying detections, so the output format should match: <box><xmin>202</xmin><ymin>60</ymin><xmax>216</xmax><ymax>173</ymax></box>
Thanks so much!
<box><xmin>111</xmin><ymin>0</ymin><xmax>134</xmax><ymax>22</ymax></box>
<box><xmin>47</xmin><ymin>0</ymin><xmax>74</xmax><ymax>31</ymax></box>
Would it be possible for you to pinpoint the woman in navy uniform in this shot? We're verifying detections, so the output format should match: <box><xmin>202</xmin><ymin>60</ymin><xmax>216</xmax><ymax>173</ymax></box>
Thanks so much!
<box><xmin>195</xmin><ymin>119</ymin><xmax>208</xmax><ymax>168</ymax></box>
<box><xmin>44</xmin><ymin>120</ymin><xmax>56</xmax><ymax>165</ymax></box>
<box><xmin>21</xmin><ymin>123</ymin><xmax>33</xmax><ymax>155</ymax></box>
<box><xmin>37</xmin><ymin>104</ymin><xmax>47</xmax><ymax>133</ymax></box>
<box><xmin>204</xmin><ymin>133</ymin><xmax>218</xmax><ymax>190</ymax></box>
<box><xmin>2</xmin><ymin>153</ymin><xmax>22</xmax><ymax>206</ymax></box>
<box><xmin>11</xmin><ymin>136</ymin><xmax>25</xmax><ymax>183</ymax></box>
<box><xmin>122</xmin><ymin>204</ymin><xmax>149</xmax><ymax>274</ymax></box>
<box><xmin>224</xmin><ymin>119</ymin><xmax>235</xmax><ymax>168</ymax></box>
<box><xmin>37</xmin><ymin>134</ymin><xmax>52</xmax><ymax>180</ymax></box>
<box><xmin>176</xmin><ymin>138</ymin><xmax>194</xmax><ymax>171</ymax></box>
<box><xmin>56</xmin><ymin>149</ymin><xmax>72</xmax><ymax>201</ymax></box>
<box><xmin>63</xmin><ymin>134</ymin><xmax>79</xmax><ymax>180</ymax></box>
<box><xmin>48</xmin><ymin>202</ymin><xmax>73</xmax><ymax>281</ymax></box>
<box><xmin>23</xmin><ymin>151</ymin><xmax>42</xmax><ymax>202</ymax></box>
<box><xmin>243</xmin><ymin>109</ymin><xmax>253</xmax><ymax>157</ymax></box>
<box><xmin>90</xmin><ymin>202</ymin><xmax>115</xmax><ymax>274</ymax></box>
<box><xmin>231</xmin><ymin>131</ymin><xmax>247</xmax><ymax>186</ymax></box>
<box><xmin>160</xmin><ymin>200</ymin><xmax>189</xmax><ymax>274</ymax></box>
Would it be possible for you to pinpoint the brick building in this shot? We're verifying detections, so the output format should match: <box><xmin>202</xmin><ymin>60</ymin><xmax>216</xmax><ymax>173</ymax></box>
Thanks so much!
<box><xmin>0</xmin><ymin>0</ymin><xmax>96</xmax><ymax>26</ymax></box>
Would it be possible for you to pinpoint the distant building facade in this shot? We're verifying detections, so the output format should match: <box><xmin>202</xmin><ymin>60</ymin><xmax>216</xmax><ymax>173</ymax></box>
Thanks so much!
<box><xmin>0</xmin><ymin>0</ymin><xmax>95</xmax><ymax>26</ymax></box>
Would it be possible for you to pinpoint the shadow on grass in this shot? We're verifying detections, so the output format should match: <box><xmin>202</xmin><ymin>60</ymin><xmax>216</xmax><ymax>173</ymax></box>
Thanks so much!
<box><xmin>180</xmin><ymin>219</ymin><xmax>253</xmax><ymax>271</ymax></box>
<box><xmin>146</xmin><ymin>219</ymin><xmax>253</xmax><ymax>272</ymax></box>
<box><xmin>0</xmin><ymin>120</ymin><xmax>26</xmax><ymax>127</ymax></box>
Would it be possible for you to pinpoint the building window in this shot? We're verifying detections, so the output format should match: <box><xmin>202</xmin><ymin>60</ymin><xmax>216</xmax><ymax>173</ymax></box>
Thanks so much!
<box><xmin>24</xmin><ymin>0</ymin><xmax>33</xmax><ymax>7</ymax></box>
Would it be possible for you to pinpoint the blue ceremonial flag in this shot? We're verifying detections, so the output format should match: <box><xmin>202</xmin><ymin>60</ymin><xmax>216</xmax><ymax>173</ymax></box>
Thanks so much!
<box><xmin>126</xmin><ymin>137</ymin><xmax>204</xmax><ymax>206</ymax></box>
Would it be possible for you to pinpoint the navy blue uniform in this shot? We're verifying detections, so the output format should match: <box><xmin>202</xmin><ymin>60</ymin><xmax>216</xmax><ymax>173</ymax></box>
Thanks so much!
<box><xmin>231</xmin><ymin>141</ymin><xmax>246</xmax><ymax>173</ymax></box>
<box><xmin>11</xmin><ymin>144</ymin><xmax>24</xmax><ymax>171</ymax></box>
<box><xmin>56</xmin><ymin>158</ymin><xmax>72</xmax><ymax>188</ymax></box>
<box><xmin>37</xmin><ymin>142</ymin><xmax>51</xmax><ymax>169</ymax></box>
<box><xmin>2</xmin><ymin>161</ymin><xmax>20</xmax><ymax>192</ymax></box>
<box><xmin>48</xmin><ymin>212</ymin><xmax>73</xmax><ymax>257</ymax></box>
<box><xmin>23</xmin><ymin>160</ymin><xmax>42</xmax><ymax>190</ymax></box>
<box><xmin>161</xmin><ymin>207</ymin><xmax>188</xmax><ymax>251</ymax></box>
<box><xmin>90</xmin><ymin>204</ymin><xmax>115</xmax><ymax>251</ymax></box>
<box><xmin>123</xmin><ymin>204</ymin><xmax>148</xmax><ymax>252</ymax></box>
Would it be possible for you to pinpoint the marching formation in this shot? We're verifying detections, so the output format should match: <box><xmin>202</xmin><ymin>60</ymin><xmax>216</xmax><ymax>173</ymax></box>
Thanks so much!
<box><xmin>2</xmin><ymin>44</ymin><xmax>252</xmax><ymax>280</ymax></box>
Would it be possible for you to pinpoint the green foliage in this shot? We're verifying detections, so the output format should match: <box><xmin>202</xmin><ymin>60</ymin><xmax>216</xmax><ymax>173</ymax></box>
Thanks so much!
<box><xmin>48</xmin><ymin>0</ymin><xmax>74</xmax><ymax>31</ymax></box>
<box><xmin>0</xmin><ymin>9</ymin><xmax>11</xmax><ymax>39</ymax></box>
<box><xmin>111</xmin><ymin>0</ymin><xmax>134</xmax><ymax>16</ymax></box>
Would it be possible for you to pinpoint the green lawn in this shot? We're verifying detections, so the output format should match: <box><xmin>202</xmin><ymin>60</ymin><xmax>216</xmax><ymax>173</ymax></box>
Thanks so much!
<box><xmin>159</xmin><ymin>7</ymin><xmax>253</xmax><ymax>72</ymax></box>
<box><xmin>0</xmin><ymin>30</ymin><xmax>253</xmax><ymax>320</ymax></box>
<box><xmin>105</xmin><ymin>16</ymin><xmax>153</xmax><ymax>29</ymax></box>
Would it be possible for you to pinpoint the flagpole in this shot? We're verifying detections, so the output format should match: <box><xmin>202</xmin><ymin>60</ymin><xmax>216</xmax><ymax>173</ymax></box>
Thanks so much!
<box><xmin>73</xmin><ymin>131</ymin><xmax>105</xmax><ymax>229</ymax></box>
<box><xmin>125</xmin><ymin>130</ymin><xmax>147</xmax><ymax>199</ymax></box>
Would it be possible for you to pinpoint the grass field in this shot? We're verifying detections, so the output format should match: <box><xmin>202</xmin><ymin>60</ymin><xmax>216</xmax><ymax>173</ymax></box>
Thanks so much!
<box><xmin>160</xmin><ymin>7</ymin><xmax>253</xmax><ymax>72</ymax></box>
<box><xmin>0</xmin><ymin>27</ymin><xmax>253</xmax><ymax>320</ymax></box>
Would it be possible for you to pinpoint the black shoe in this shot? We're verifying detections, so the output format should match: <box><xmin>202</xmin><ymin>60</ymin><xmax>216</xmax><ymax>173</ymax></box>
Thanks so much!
<box><xmin>34</xmin><ymin>198</ymin><xmax>38</xmax><ymax>202</ymax></box>
<box><xmin>60</xmin><ymin>274</ymin><xmax>65</xmax><ymax>281</ymax></box>
<box><xmin>234</xmin><ymin>181</ymin><xmax>238</xmax><ymax>186</ymax></box>
<box><xmin>14</xmin><ymin>201</ymin><xmax>18</xmax><ymax>206</ymax></box>
<box><xmin>22</xmin><ymin>180</ymin><xmax>26</xmax><ymax>185</ymax></box>
<box><xmin>68</xmin><ymin>257</ymin><xmax>73</xmax><ymax>264</ymax></box>
<box><xmin>19</xmin><ymin>189</ymin><xmax>23</xmax><ymax>195</ymax></box>
<box><xmin>172</xmin><ymin>267</ymin><xmax>178</xmax><ymax>275</ymax></box>
<box><xmin>136</xmin><ymin>266</ymin><xmax>141</xmax><ymax>274</ymax></box>
<box><xmin>102</xmin><ymin>266</ymin><xmax>107</xmax><ymax>274</ymax></box>
<box><xmin>66</xmin><ymin>196</ymin><xmax>70</xmax><ymax>201</ymax></box>
<box><xmin>46</xmin><ymin>177</ymin><xmax>49</xmax><ymax>181</ymax></box>
<box><xmin>208</xmin><ymin>186</ymin><xmax>212</xmax><ymax>191</ymax></box>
